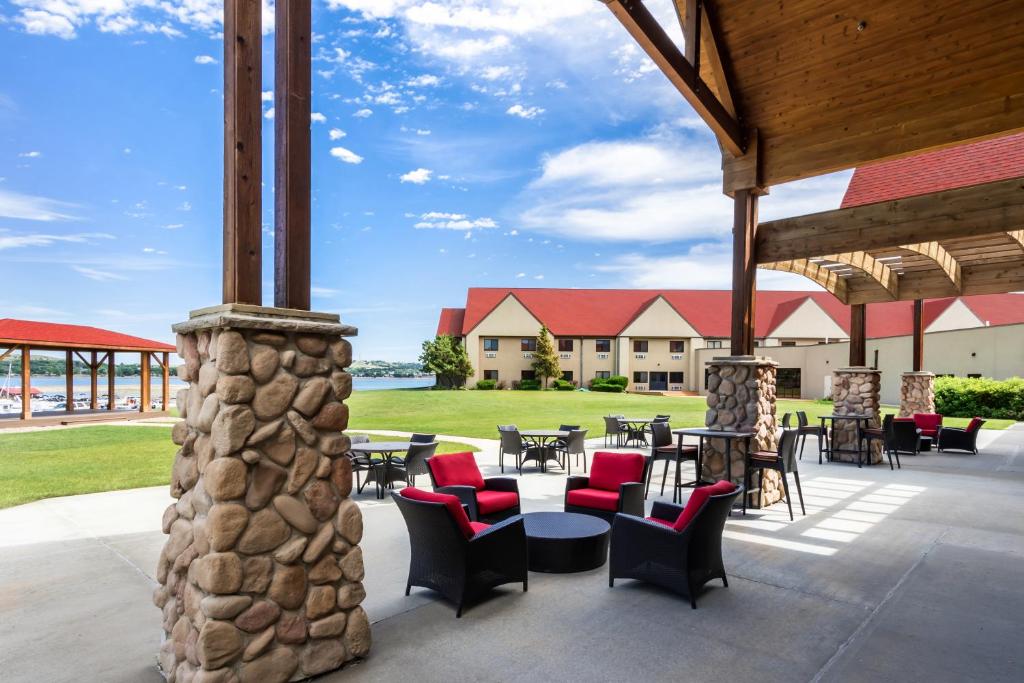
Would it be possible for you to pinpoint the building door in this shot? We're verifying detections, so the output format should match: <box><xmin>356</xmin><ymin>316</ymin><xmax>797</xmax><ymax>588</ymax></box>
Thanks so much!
<box><xmin>649</xmin><ymin>372</ymin><xmax>668</xmax><ymax>391</ymax></box>
<box><xmin>777</xmin><ymin>368</ymin><xmax>801</xmax><ymax>398</ymax></box>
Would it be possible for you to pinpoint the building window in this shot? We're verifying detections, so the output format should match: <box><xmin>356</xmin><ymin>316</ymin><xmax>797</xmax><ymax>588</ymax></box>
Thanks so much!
<box><xmin>595</xmin><ymin>371</ymin><xmax>611</xmax><ymax>380</ymax></box>
<box><xmin>781</xmin><ymin>341</ymin><xmax>797</xmax><ymax>347</ymax></box>
<box><xmin>633</xmin><ymin>371</ymin><xmax>648</xmax><ymax>384</ymax></box>
<box><xmin>669</xmin><ymin>340</ymin><xmax>685</xmax><ymax>353</ymax></box>
<box><xmin>754</xmin><ymin>340</ymin><xmax>763</xmax><ymax>347</ymax></box>
<box><xmin>558</xmin><ymin>339</ymin><xmax>573</xmax><ymax>352</ymax></box>
<box><xmin>483</xmin><ymin>370</ymin><xmax>499</xmax><ymax>381</ymax></box>
<box><xmin>562</xmin><ymin>371</ymin><xmax>574</xmax><ymax>382</ymax></box>
<box><xmin>777</xmin><ymin>368</ymin><xmax>801</xmax><ymax>399</ymax></box>
<box><xmin>521</xmin><ymin>338</ymin><xmax>537</xmax><ymax>352</ymax></box>
<box><xmin>521</xmin><ymin>370</ymin><xmax>536</xmax><ymax>381</ymax></box>
<box><xmin>633</xmin><ymin>340</ymin><xmax>649</xmax><ymax>353</ymax></box>
<box><xmin>595</xmin><ymin>339</ymin><xmax>611</xmax><ymax>353</ymax></box>
<box><xmin>483</xmin><ymin>338</ymin><xmax>499</xmax><ymax>351</ymax></box>
<box><xmin>707</xmin><ymin>340</ymin><xmax>723</xmax><ymax>349</ymax></box>
<box><xmin>967</xmin><ymin>373</ymin><xmax>982</xmax><ymax>379</ymax></box>
<box><xmin>669</xmin><ymin>372</ymin><xmax>684</xmax><ymax>384</ymax></box>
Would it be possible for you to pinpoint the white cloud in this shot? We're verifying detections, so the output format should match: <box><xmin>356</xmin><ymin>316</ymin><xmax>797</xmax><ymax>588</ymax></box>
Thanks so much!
<box><xmin>264</xmin><ymin>107</ymin><xmax>275</xmax><ymax>119</ymax></box>
<box><xmin>194</xmin><ymin>55</ymin><xmax>218</xmax><ymax>65</ymax></box>
<box><xmin>311</xmin><ymin>285</ymin><xmax>339</xmax><ymax>298</ymax></box>
<box><xmin>17</xmin><ymin>9</ymin><xmax>76</xmax><ymax>39</ymax></box>
<box><xmin>329</xmin><ymin>128</ymin><xmax>347</xmax><ymax>140</ymax></box>
<box><xmin>18</xmin><ymin>151</ymin><xmax>42</xmax><ymax>158</ymax></box>
<box><xmin>163</xmin><ymin>223</ymin><xmax>184</xmax><ymax>230</ymax></box>
<box><xmin>413</xmin><ymin>212</ymin><xmax>497</xmax><ymax>230</ymax></box>
<box><xmin>0</xmin><ymin>230</ymin><xmax>114</xmax><ymax>251</ymax></box>
<box><xmin>515</xmin><ymin>272</ymin><xmax>526</xmax><ymax>278</ymax></box>
<box><xmin>399</xmin><ymin>168</ymin><xmax>432</xmax><ymax>184</ymax></box>
<box><xmin>533</xmin><ymin>274</ymin><xmax>544</xmax><ymax>280</ymax></box>
<box><xmin>311</xmin><ymin>112</ymin><xmax>327</xmax><ymax>123</ymax></box>
<box><xmin>405</xmin><ymin>74</ymin><xmax>440</xmax><ymax>87</ymax></box>
<box><xmin>0</xmin><ymin>189</ymin><xmax>78</xmax><ymax>221</ymax></box>
<box><xmin>72</xmin><ymin>265</ymin><xmax>129</xmax><ymax>282</ymax></box>
<box><xmin>261</xmin><ymin>90</ymin><xmax>274</xmax><ymax>102</ymax></box>
<box><xmin>506</xmin><ymin>104</ymin><xmax>544</xmax><ymax>119</ymax></box>
<box><xmin>352</xmin><ymin>108</ymin><xmax>373</xmax><ymax>118</ymax></box>
<box><xmin>480</xmin><ymin>65</ymin><xmax>511</xmax><ymax>80</ymax></box>
<box><xmin>330</xmin><ymin>147</ymin><xmax>364</xmax><ymax>164</ymax></box>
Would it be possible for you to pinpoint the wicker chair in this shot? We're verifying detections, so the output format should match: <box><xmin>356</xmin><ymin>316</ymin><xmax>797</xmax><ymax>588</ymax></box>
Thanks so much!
<box><xmin>644</xmin><ymin>421</ymin><xmax>698</xmax><ymax>502</ymax></box>
<box><xmin>497</xmin><ymin>425</ymin><xmax>531</xmax><ymax>474</ymax></box>
<box><xmin>345</xmin><ymin>434</ymin><xmax>373</xmax><ymax>494</ymax></box>
<box><xmin>891</xmin><ymin>419</ymin><xmax>923</xmax><ymax>456</ymax></box>
<box><xmin>393</xmin><ymin>488</ymin><xmax>528</xmax><ymax>618</ymax></box>
<box><xmin>797</xmin><ymin>411</ymin><xmax>829</xmax><ymax>463</ymax></box>
<box><xmin>937</xmin><ymin>417</ymin><xmax>986</xmax><ymax>454</ymax></box>
<box><xmin>427</xmin><ymin>451</ymin><xmax>521</xmax><ymax>522</ymax></box>
<box><xmin>556</xmin><ymin>428</ymin><xmax>589</xmax><ymax>474</ymax></box>
<box><xmin>609</xmin><ymin>481</ymin><xmax>742</xmax><ymax>608</ymax></box>
<box><xmin>912</xmin><ymin>414</ymin><xmax>943</xmax><ymax>440</ymax></box>
<box><xmin>743</xmin><ymin>429</ymin><xmax>804</xmax><ymax>521</ymax></box>
<box><xmin>565</xmin><ymin>451</ymin><xmax>649</xmax><ymax>523</ymax></box>
<box><xmin>603</xmin><ymin>416</ymin><xmax>628</xmax><ymax>447</ymax></box>
<box><xmin>386</xmin><ymin>441</ymin><xmax>438</xmax><ymax>490</ymax></box>
<box><xmin>863</xmin><ymin>414</ymin><xmax>900</xmax><ymax>470</ymax></box>
<box><xmin>410</xmin><ymin>432</ymin><xmax>437</xmax><ymax>444</ymax></box>
<box><xmin>780</xmin><ymin>412</ymin><xmax>793</xmax><ymax>428</ymax></box>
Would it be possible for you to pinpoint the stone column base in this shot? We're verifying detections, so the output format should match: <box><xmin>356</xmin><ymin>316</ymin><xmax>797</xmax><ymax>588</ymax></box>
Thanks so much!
<box><xmin>831</xmin><ymin>367</ymin><xmax>882</xmax><ymax>465</ymax></box>
<box><xmin>899</xmin><ymin>371</ymin><xmax>935</xmax><ymax>417</ymax></box>
<box><xmin>704</xmin><ymin>356</ymin><xmax>780</xmax><ymax>507</ymax></box>
<box><xmin>154</xmin><ymin>304</ymin><xmax>369</xmax><ymax>683</ymax></box>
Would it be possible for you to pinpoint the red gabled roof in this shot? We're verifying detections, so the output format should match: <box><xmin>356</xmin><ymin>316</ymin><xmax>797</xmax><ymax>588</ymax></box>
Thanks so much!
<box><xmin>840</xmin><ymin>132</ymin><xmax>1024</xmax><ymax>208</ymax></box>
<box><xmin>436</xmin><ymin>308</ymin><xmax>465</xmax><ymax>337</ymax></box>
<box><xmin>0</xmin><ymin>319</ymin><xmax>175</xmax><ymax>352</ymax></box>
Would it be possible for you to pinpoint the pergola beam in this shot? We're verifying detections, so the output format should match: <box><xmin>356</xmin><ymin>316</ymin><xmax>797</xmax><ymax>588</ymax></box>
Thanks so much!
<box><xmin>901</xmin><ymin>242</ymin><xmax>963</xmax><ymax>292</ymax></box>
<box><xmin>1009</xmin><ymin>229</ymin><xmax>1024</xmax><ymax>249</ymax></box>
<box><xmin>845</xmin><ymin>260</ymin><xmax>1024</xmax><ymax>304</ymax></box>
<box><xmin>674</xmin><ymin>0</ymin><xmax>737</xmax><ymax>118</ymax></box>
<box><xmin>602</xmin><ymin>0</ymin><xmax>745</xmax><ymax>156</ymax></box>
<box><xmin>820</xmin><ymin>251</ymin><xmax>900</xmax><ymax>299</ymax></box>
<box><xmin>759</xmin><ymin>259</ymin><xmax>850</xmax><ymax>304</ymax></box>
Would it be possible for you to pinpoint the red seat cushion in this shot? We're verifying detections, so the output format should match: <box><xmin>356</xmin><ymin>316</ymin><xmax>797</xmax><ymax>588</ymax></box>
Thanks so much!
<box><xmin>566</xmin><ymin>488</ymin><xmax>620</xmax><ymax>511</ymax></box>
<box><xmin>966</xmin><ymin>417</ymin><xmax>985</xmax><ymax>433</ymax></box>
<box><xmin>399</xmin><ymin>487</ymin><xmax>477</xmax><ymax>539</ymax></box>
<box><xmin>475</xmin><ymin>490</ymin><xmax>519</xmax><ymax>515</ymax></box>
<box><xmin>469</xmin><ymin>521</ymin><xmax>491</xmax><ymax>535</ymax></box>
<box><xmin>588</xmin><ymin>452</ymin><xmax>645</xmax><ymax>492</ymax></box>
<box><xmin>671</xmin><ymin>481</ymin><xmax>736</xmax><ymax>532</ymax></box>
<box><xmin>646</xmin><ymin>516</ymin><xmax>674</xmax><ymax>528</ymax></box>
<box><xmin>428</xmin><ymin>451</ymin><xmax>486</xmax><ymax>490</ymax></box>
<box><xmin>913</xmin><ymin>413</ymin><xmax>943</xmax><ymax>437</ymax></box>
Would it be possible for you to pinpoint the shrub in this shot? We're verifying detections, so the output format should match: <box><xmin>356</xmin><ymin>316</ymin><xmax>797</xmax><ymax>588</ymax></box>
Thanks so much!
<box><xmin>475</xmin><ymin>379</ymin><xmax>497</xmax><ymax>390</ymax></box>
<box><xmin>933</xmin><ymin>376</ymin><xmax>1024</xmax><ymax>420</ymax></box>
<box><xmin>590</xmin><ymin>378</ymin><xmax>625</xmax><ymax>393</ymax></box>
<box><xmin>606</xmin><ymin>375</ymin><xmax>629</xmax><ymax>388</ymax></box>
<box><xmin>517</xmin><ymin>379</ymin><xmax>541</xmax><ymax>390</ymax></box>
<box><xmin>553</xmin><ymin>379</ymin><xmax>575</xmax><ymax>391</ymax></box>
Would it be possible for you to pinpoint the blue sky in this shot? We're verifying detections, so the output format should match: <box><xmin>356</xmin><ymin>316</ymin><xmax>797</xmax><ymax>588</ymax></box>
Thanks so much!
<box><xmin>0</xmin><ymin>1</ymin><xmax>850</xmax><ymax>361</ymax></box>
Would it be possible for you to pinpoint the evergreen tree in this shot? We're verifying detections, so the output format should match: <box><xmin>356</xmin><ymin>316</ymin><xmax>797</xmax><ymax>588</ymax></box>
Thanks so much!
<box><xmin>531</xmin><ymin>325</ymin><xmax>561</xmax><ymax>389</ymax></box>
<box><xmin>419</xmin><ymin>335</ymin><xmax>474</xmax><ymax>389</ymax></box>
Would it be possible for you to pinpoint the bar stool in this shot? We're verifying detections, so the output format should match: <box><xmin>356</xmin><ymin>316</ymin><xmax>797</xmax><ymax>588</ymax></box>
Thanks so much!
<box><xmin>743</xmin><ymin>428</ymin><xmax>805</xmax><ymax>521</ymax></box>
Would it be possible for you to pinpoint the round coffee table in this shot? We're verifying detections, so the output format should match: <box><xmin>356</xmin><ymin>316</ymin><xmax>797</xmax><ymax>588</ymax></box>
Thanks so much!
<box><xmin>521</xmin><ymin>512</ymin><xmax>611</xmax><ymax>573</ymax></box>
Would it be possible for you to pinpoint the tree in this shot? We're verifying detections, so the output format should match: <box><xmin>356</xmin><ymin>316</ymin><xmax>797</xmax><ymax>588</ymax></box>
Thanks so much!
<box><xmin>531</xmin><ymin>325</ymin><xmax>562</xmax><ymax>389</ymax></box>
<box><xmin>419</xmin><ymin>335</ymin><xmax>474</xmax><ymax>389</ymax></box>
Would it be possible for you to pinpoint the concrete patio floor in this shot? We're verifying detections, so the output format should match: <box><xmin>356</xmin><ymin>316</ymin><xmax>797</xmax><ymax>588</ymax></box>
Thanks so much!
<box><xmin>1</xmin><ymin>427</ymin><xmax>1023</xmax><ymax>682</ymax></box>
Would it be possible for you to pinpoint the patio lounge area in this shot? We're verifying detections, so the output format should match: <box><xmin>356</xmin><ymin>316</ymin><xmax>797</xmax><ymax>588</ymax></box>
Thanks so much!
<box><xmin>2</xmin><ymin>426</ymin><xmax>1022</xmax><ymax>682</ymax></box>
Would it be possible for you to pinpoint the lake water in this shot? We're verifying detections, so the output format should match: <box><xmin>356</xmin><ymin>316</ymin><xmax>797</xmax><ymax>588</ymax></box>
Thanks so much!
<box><xmin>18</xmin><ymin>375</ymin><xmax>434</xmax><ymax>394</ymax></box>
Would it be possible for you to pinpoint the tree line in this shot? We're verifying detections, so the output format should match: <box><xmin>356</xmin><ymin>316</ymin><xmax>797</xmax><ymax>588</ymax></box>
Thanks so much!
<box><xmin>2</xmin><ymin>357</ymin><xmax>178</xmax><ymax>377</ymax></box>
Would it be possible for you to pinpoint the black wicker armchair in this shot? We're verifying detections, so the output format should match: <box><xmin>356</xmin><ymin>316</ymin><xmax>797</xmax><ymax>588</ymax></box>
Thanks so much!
<box><xmin>937</xmin><ymin>417</ymin><xmax>986</xmax><ymax>454</ymax></box>
<box><xmin>609</xmin><ymin>481</ymin><xmax>742</xmax><ymax>608</ymax></box>
<box><xmin>565</xmin><ymin>451</ymin><xmax>649</xmax><ymax>523</ymax></box>
<box><xmin>426</xmin><ymin>451</ymin><xmax>521</xmax><ymax>522</ymax></box>
<box><xmin>393</xmin><ymin>488</ymin><xmax>528</xmax><ymax>618</ymax></box>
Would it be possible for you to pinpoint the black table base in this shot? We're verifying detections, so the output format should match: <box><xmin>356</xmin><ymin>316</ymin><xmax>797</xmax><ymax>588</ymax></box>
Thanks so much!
<box><xmin>521</xmin><ymin>512</ymin><xmax>610</xmax><ymax>573</ymax></box>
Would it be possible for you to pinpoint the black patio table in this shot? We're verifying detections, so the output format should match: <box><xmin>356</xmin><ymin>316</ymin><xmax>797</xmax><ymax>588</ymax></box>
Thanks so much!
<box><xmin>672</xmin><ymin>428</ymin><xmax>754</xmax><ymax>488</ymax></box>
<box><xmin>619</xmin><ymin>417</ymin><xmax>654</xmax><ymax>447</ymax></box>
<box><xmin>348</xmin><ymin>441</ymin><xmax>412</xmax><ymax>498</ymax></box>
<box><xmin>520</xmin><ymin>512</ymin><xmax>611</xmax><ymax>573</ymax></box>
<box><xmin>519</xmin><ymin>430</ymin><xmax>569</xmax><ymax>472</ymax></box>
<box><xmin>820</xmin><ymin>414</ymin><xmax>873</xmax><ymax>467</ymax></box>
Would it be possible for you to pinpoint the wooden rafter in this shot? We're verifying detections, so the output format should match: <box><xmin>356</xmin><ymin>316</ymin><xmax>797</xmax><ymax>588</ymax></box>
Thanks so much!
<box><xmin>1009</xmin><ymin>230</ymin><xmax>1024</xmax><ymax>249</ymax></box>
<box><xmin>602</xmin><ymin>0</ymin><xmax>745</xmax><ymax>156</ymax></box>
<box><xmin>901</xmin><ymin>242</ymin><xmax>963</xmax><ymax>293</ymax></box>
<box><xmin>820</xmin><ymin>252</ymin><xmax>900</xmax><ymax>299</ymax></box>
<box><xmin>674</xmin><ymin>0</ymin><xmax>737</xmax><ymax>118</ymax></box>
<box><xmin>759</xmin><ymin>259</ymin><xmax>849</xmax><ymax>304</ymax></box>
<box><xmin>0</xmin><ymin>347</ymin><xmax>14</xmax><ymax>363</ymax></box>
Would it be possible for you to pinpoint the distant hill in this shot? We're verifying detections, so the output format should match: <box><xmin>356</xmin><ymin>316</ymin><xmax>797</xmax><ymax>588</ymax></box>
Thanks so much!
<box><xmin>349</xmin><ymin>360</ymin><xmax>427</xmax><ymax>378</ymax></box>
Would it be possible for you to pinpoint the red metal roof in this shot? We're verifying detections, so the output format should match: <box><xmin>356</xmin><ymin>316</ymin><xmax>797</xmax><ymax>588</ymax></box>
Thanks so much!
<box><xmin>442</xmin><ymin>290</ymin><xmax>1024</xmax><ymax>340</ymax></box>
<box><xmin>436</xmin><ymin>308</ymin><xmax>465</xmax><ymax>337</ymax></box>
<box><xmin>0</xmin><ymin>319</ymin><xmax>175</xmax><ymax>352</ymax></box>
<box><xmin>840</xmin><ymin>132</ymin><xmax>1024</xmax><ymax>208</ymax></box>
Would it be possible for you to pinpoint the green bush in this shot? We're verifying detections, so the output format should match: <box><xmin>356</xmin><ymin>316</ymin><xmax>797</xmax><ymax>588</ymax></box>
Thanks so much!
<box><xmin>590</xmin><ymin>378</ymin><xmax>625</xmax><ymax>393</ymax></box>
<box><xmin>553</xmin><ymin>379</ymin><xmax>575</xmax><ymax>391</ymax></box>
<box><xmin>606</xmin><ymin>375</ymin><xmax>629</xmax><ymax>388</ymax></box>
<box><xmin>933</xmin><ymin>376</ymin><xmax>1024</xmax><ymax>420</ymax></box>
<box><xmin>475</xmin><ymin>379</ymin><xmax>497</xmax><ymax>390</ymax></box>
<box><xmin>517</xmin><ymin>379</ymin><xmax>541</xmax><ymax>390</ymax></box>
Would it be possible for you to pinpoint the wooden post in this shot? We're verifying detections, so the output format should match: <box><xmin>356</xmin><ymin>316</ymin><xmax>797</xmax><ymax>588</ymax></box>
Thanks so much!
<box><xmin>108</xmin><ymin>352</ymin><xmax>116</xmax><ymax>411</ymax></box>
<box><xmin>20</xmin><ymin>345</ymin><xmax>31</xmax><ymax>420</ymax></box>
<box><xmin>140</xmin><ymin>351</ymin><xmax>151</xmax><ymax>413</ymax></box>
<box><xmin>65</xmin><ymin>350</ymin><xmax>74</xmax><ymax>413</ymax></box>
<box><xmin>162</xmin><ymin>352</ymin><xmax>170</xmax><ymax>413</ymax></box>
<box><xmin>223</xmin><ymin>0</ymin><xmax>263</xmax><ymax>305</ymax></box>
<box><xmin>731</xmin><ymin>189</ymin><xmax>758</xmax><ymax>356</ymax></box>
<box><xmin>274</xmin><ymin>0</ymin><xmax>312</xmax><ymax>311</ymax></box>
<box><xmin>850</xmin><ymin>304</ymin><xmax>867</xmax><ymax>366</ymax></box>
<box><xmin>912</xmin><ymin>299</ymin><xmax>924</xmax><ymax>372</ymax></box>
<box><xmin>90</xmin><ymin>351</ymin><xmax>99</xmax><ymax>410</ymax></box>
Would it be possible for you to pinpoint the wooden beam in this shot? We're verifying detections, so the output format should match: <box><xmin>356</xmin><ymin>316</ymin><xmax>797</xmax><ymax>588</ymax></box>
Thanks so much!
<box><xmin>602</xmin><ymin>0</ymin><xmax>745</xmax><ymax>156</ymax></box>
<box><xmin>65</xmin><ymin>350</ymin><xmax>74</xmax><ymax>413</ymax></box>
<box><xmin>850</xmin><ymin>304</ymin><xmax>867</xmax><ymax>367</ymax></box>
<box><xmin>912</xmin><ymin>299</ymin><xmax>924</xmax><ymax>372</ymax></box>
<box><xmin>0</xmin><ymin>347</ymin><xmax>14</xmax><ymax>363</ymax></box>
<box><xmin>140</xmin><ymin>351</ymin><xmax>151</xmax><ymax>413</ymax></box>
<box><xmin>731</xmin><ymin>189</ymin><xmax>758</xmax><ymax>355</ymax></box>
<box><xmin>847</xmin><ymin>260</ymin><xmax>1024</xmax><ymax>303</ymax></box>
<box><xmin>162</xmin><ymin>352</ymin><xmax>170</xmax><ymax>413</ymax></box>
<box><xmin>223</xmin><ymin>0</ymin><xmax>263</xmax><ymax>305</ymax></box>
<box><xmin>902</xmin><ymin>242</ymin><xmax>962</xmax><ymax>293</ymax></box>
<box><xmin>108</xmin><ymin>352</ymin><xmax>116</xmax><ymax>411</ymax></box>
<box><xmin>1008</xmin><ymin>230</ymin><xmax>1024</xmax><ymax>249</ymax></box>
<box><xmin>759</xmin><ymin>259</ymin><xmax>850</xmax><ymax>304</ymax></box>
<box><xmin>274</xmin><ymin>0</ymin><xmax>312</xmax><ymax>311</ymax></box>
<box><xmin>20</xmin><ymin>345</ymin><xmax>30</xmax><ymax>420</ymax></box>
<box><xmin>821</xmin><ymin>251</ymin><xmax>899</xmax><ymax>299</ymax></box>
<box><xmin>90</xmin><ymin>351</ymin><xmax>98</xmax><ymax>410</ymax></box>
<box><xmin>756</xmin><ymin>177</ymin><xmax>1024</xmax><ymax>262</ymax></box>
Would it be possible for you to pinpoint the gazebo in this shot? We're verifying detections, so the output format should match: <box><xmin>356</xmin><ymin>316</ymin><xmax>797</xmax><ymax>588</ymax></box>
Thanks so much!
<box><xmin>0</xmin><ymin>318</ymin><xmax>176</xmax><ymax>426</ymax></box>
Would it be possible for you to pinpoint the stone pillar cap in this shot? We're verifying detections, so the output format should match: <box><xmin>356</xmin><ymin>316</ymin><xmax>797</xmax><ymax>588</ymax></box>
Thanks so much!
<box><xmin>901</xmin><ymin>371</ymin><xmax>935</xmax><ymax>376</ymax></box>
<box><xmin>707</xmin><ymin>355</ymin><xmax>779</xmax><ymax>366</ymax></box>
<box><xmin>173</xmin><ymin>303</ymin><xmax>357</xmax><ymax>336</ymax></box>
<box><xmin>836</xmin><ymin>367</ymin><xmax>881</xmax><ymax>373</ymax></box>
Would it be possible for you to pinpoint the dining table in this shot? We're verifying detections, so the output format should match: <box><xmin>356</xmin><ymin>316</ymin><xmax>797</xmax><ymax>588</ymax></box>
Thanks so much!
<box><xmin>348</xmin><ymin>441</ymin><xmax>413</xmax><ymax>498</ymax></box>
<box><xmin>819</xmin><ymin>414</ymin><xmax>874</xmax><ymax>467</ymax></box>
<box><xmin>518</xmin><ymin>429</ymin><xmax>569</xmax><ymax>472</ymax></box>
<box><xmin>671</xmin><ymin>428</ymin><xmax>755</xmax><ymax>489</ymax></box>
<box><xmin>619</xmin><ymin>418</ymin><xmax>654</xmax><ymax>447</ymax></box>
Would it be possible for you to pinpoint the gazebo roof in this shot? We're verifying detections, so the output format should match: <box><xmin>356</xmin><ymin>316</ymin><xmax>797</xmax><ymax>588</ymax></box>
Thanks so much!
<box><xmin>0</xmin><ymin>319</ymin><xmax>175</xmax><ymax>353</ymax></box>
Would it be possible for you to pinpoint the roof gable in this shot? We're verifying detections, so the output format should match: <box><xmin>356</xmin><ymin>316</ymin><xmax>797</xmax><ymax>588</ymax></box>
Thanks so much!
<box><xmin>620</xmin><ymin>296</ymin><xmax>701</xmax><ymax>338</ymax></box>
<box><xmin>767</xmin><ymin>298</ymin><xmax>849</xmax><ymax>340</ymax></box>
<box><xmin>467</xmin><ymin>293</ymin><xmax>542</xmax><ymax>336</ymax></box>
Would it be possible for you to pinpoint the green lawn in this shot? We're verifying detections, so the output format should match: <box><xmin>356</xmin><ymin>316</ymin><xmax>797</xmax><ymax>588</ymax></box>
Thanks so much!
<box><xmin>347</xmin><ymin>389</ymin><xmax>1015</xmax><ymax>439</ymax></box>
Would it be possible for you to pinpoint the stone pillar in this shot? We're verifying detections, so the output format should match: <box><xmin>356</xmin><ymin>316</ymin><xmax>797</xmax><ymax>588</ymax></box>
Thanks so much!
<box><xmin>831</xmin><ymin>367</ymin><xmax>882</xmax><ymax>464</ymax></box>
<box><xmin>704</xmin><ymin>356</ymin><xmax>780</xmax><ymax>507</ymax></box>
<box><xmin>899</xmin><ymin>371</ymin><xmax>935</xmax><ymax>417</ymax></box>
<box><xmin>154</xmin><ymin>305</ymin><xmax>369</xmax><ymax>683</ymax></box>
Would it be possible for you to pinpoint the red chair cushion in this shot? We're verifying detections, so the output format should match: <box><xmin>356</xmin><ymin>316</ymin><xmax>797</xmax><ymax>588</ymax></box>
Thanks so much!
<box><xmin>427</xmin><ymin>451</ymin><xmax>486</xmax><ymax>490</ymax></box>
<box><xmin>469</xmin><ymin>521</ymin><xmax>491</xmax><ymax>535</ymax></box>
<box><xmin>475</xmin><ymin>490</ymin><xmax>519</xmax><ymax>516</ymax></box>
<box><xmin>588</xmin><ymin>452</ymin><xmax>645</xmax><ymax>492</ymax></box>
<box><xmin>646</xmin><ymin>516</ymin><xmax>674</xmax><ymax>528</ymax></box>
<box><xmin>966</xmin><ymin>417</ymin><xmax>985</xmax><ymax>433</ymax></box>
<box><xmin>399</xmin><ymin>487</ymin><xmax>477</xmax><ymax>539</ymax></box>
<box><xmin>566</xmin><ymin>488</ymin><xmax>620</xmax><ymax>511</ymax></box>
<box><xmin>913</xmin><ymin>413</ymin><xmax>943</xmax><ymax>437</ymax></box>
<box><xmin>672</xmin><ymin>481</ymin><xmax>736</xmax><ymax>532</ymax></box>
